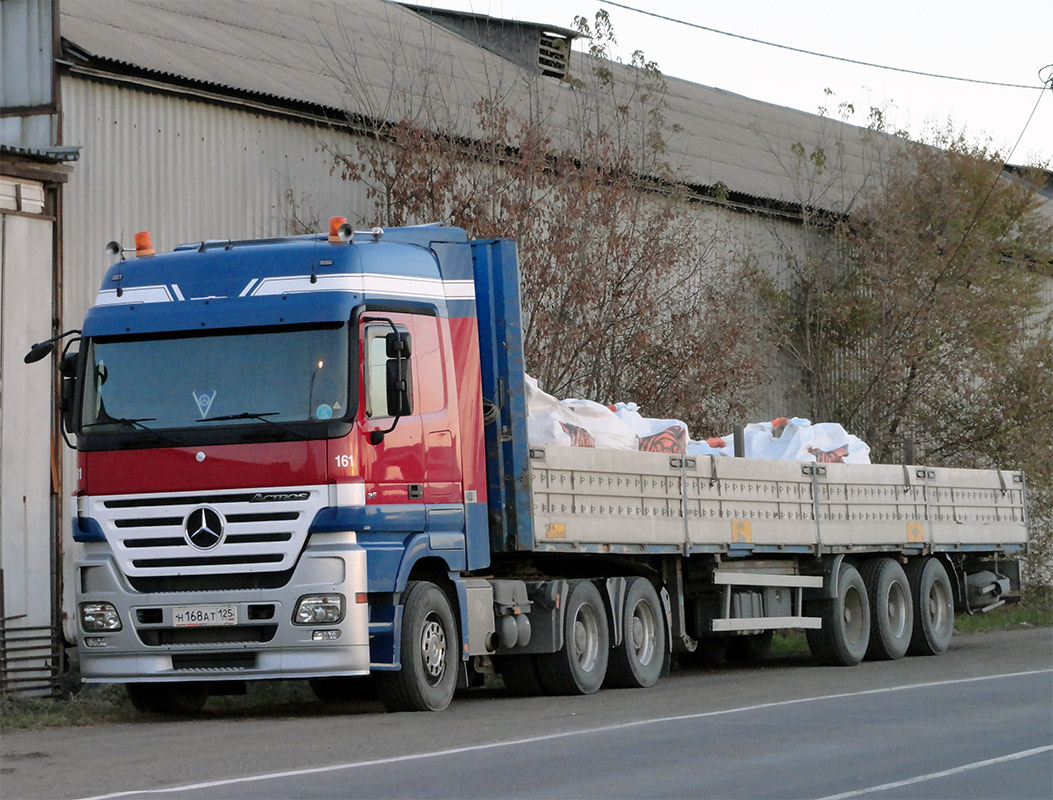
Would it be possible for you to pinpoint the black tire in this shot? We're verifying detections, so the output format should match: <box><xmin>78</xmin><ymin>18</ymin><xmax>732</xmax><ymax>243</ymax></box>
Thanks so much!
<box><xmin>376</xmin><ymin>581</ymin><xmax>458</xmax><ymax>712</ymax></box>
<box><xmin>605</xmin><ymin>577</ymin><xmax>665</xmax><ymax>689</ymax></box>
<box><xmin>726</xmin><ymin>630</ymin><xmax>774</xmax><ymax>663</ymax></box>
<box><xmin>861</xmin><ymin>558</ymin><xmax>913</xmax><ymax>661</ymax></box>
<box><xmin>905</xmin><ymin>557</ymin><xmax>954</xmax><ymax>656</ymax></box>
<box><xmin>677</xmin><ymin>637</ymin><xmax>727</xmax><ymax>668</ymax></box>
<box><xmin>806</xmin><ymin>562</ymin><xmax>870</xmax><ymax>666</ymax></box>
<box><xmin>536</xmin><ymin>580</ymin><xmax>610</xmax><ymax>695</ymax></box>
<box><xmin>495</xmin><ymin>654</ymin><xmax>547</xmax><ymax>696</ymax></box>
<box><xmin>126</xmin><ymin>682</ymin><xmax>208</xmax><ymax>714</ymax></box>
<box><xmin>309</xmin><ymin>676</ymin><xmax>376</xmax><ymax>703</ymax></box>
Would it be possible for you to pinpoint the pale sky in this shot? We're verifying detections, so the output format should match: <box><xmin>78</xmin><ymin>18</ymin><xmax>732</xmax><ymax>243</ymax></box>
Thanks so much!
<box><xmin>416</xmin><ymin>0</ymin><xmax>1053</xmax><ymax>167</ymax></box>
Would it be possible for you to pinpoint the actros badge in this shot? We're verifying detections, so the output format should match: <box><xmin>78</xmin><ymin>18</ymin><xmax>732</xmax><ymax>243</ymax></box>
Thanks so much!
<box><xmin>184</xmin><ymin>507</ymin><xmax>224</xmax><ymax>550</ymax></box>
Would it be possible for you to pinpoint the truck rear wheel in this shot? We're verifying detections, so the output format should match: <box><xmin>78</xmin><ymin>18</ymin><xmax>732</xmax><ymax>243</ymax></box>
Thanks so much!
<box><xmin>805</xmin><ymin>562</ymin><xmax>870</xmax><ymax>666</ymax></box>
<box><xmin>126</xmin><ymin>681</ymin><xmax>208</xmax><ymax>714</ymax></box>
<box><xmin>605</xmin><ymin>577</ymin><xmax>665</xmax><ymax>689</ymax></box>
<box><xmin>861</xmin><ymin>558</ymin><xmax>913</xmax><ymax>661</ymax></box>
<box><xmin>537</xmin><ymin>580</ymin><xmax>609</xmax><ymax>695</ymax></box>
<box><xmin>905</xmin><ymin>557</ymin><xmax>954</xmax><ymax>656</ymax></box>
<box><xmin>376</xmin><ymin>581</ymin><xmax>458</xmax><ymax>712</ymax></box>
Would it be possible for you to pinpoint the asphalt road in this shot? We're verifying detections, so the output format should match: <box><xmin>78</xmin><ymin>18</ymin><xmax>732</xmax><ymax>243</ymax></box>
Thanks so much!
<box><xmin>3</xmin><ymin>627</ymin><xmax>1051</xmax><ymax>800</ymax></box>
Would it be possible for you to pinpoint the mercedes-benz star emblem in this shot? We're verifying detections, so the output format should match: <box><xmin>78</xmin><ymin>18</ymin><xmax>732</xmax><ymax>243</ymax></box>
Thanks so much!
<box><xmin>185</xmin><ymin>507</ymin><xmax>224</xmax><ymax>550</ymax></box>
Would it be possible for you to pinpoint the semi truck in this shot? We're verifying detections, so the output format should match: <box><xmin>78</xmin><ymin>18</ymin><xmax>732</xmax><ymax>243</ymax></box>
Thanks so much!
<box><xmin>27</xmin><ymin>219</ymin><xmax>1028</xmax><ymax>713</ymax></box>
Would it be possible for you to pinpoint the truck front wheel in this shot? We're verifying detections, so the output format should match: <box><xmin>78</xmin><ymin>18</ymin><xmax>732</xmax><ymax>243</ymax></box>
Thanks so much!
<box><xmin>537</xmin><ymin>580</ymin><xmax>609</xmax><ymax>694</ymax></box>
<box><xmin>377</xmin><ymin>581</ymin><xmax>458</xmax><ymax>712</ymax></box>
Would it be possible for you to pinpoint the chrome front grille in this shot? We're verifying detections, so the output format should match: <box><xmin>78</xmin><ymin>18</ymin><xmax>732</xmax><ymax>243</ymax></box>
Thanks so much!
<box><xmin>85</xmin><ymin>484</ymin><xmax>328</xmax><ymax>578</ymax></box>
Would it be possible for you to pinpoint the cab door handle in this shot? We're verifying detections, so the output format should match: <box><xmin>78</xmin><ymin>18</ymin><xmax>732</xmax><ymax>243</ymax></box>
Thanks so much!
<box><xmin>408</xmin><ymin>484</ymin><xmax>423</xmax><ymax>500</ymax></box>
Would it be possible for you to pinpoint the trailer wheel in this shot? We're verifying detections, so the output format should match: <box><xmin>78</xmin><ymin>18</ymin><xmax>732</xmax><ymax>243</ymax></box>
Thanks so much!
<box><xmin>726</xmin><ymin>630</ymin><xmax>774</xmax><ymax>663</ymax></box>
<box><xmin>905</xmin><ymin>557</ymin><xmax>954</xmax><ymax>656</ymax></box>
<box><xmin>605</xmin><ymin>577</ymin><xmax>665</xmax><ymax>689</ymax></box>
<box><xmin>861</xmin><ymin>558</ymin><xmax>913</xmax><ymax>661</ymax></box>
<box><xmin>376</xmin><ymin>581</ymin><xmax>458</xmax><ymax>712</ymax></box>
<box><xmin>805</xmin><ymin>562</ymin><xmax>870</xmax><ymax>666</ymax></box>
<box><xmin>495</xmin><ymin>655</ymin><xmax>547</xmax><ymax>696</ymax></box>
<box><xmin>537</xmin><ymin>580</ymin><xmax>609</xmax><ymax>695</ymax></box>
<box><xmin>126</xmin><ymin>682</ymin><xmax>208</xmax><ymax>714</ymax></box>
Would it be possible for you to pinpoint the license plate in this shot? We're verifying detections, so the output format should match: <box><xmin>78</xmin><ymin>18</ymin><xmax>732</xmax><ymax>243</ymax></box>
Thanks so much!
<box><xmin>172</xmin><ymin>605</ymin><xmax>238</xmax><ymax>627</ymax></box>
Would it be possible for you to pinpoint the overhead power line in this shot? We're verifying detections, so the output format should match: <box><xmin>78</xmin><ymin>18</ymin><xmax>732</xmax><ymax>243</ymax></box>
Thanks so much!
<box><xmin>598</xmin><ymin>0</ymin><xmax>1047</xmax><ymax>90</ymax></box>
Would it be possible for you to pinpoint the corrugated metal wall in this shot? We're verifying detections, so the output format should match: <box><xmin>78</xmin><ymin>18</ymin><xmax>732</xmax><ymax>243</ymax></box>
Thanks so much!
<box><xmin>0</xmin><ymin>0</ymin><xmax>57</xmax><ymax>148</ymax></box>
<box><xmin>61</xmin><ymin>77</ymin><xmax>370</xmax><ymax>290</ymax></box>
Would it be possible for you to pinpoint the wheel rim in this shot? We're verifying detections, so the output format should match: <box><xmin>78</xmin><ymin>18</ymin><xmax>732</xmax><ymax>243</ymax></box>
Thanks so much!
<box><xmin>926</xmin><ymin>579</ymin><xmax>951</xmax><ymax>633</ymax></box>
<box><xmin>572</xmin><ymin>603</ymin><xmax>601</xmax><ymax>672</ymax></box>
<box><xmin>843</xmin><ymin>586</ymin><xmax>865</xmax><ymax>644</ymax></box>
<box><xmin>420</xmin><ymin>613</ymin><xmax>447</xmax><ymax>686</ymax></box>
<box><xmin>887</xmin><ymin>581</ymin><xmax>909</xmax><ymax>638</ymax></box>
<box><xmin>629</xmin><ymin>599</ymin><xmax>657</xmax><ymax>666</ymax></box>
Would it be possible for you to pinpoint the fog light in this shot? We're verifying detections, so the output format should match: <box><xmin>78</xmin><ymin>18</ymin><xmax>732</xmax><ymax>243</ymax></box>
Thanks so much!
<box><xmin>81</xmin><ymin>602</ymin><xmax>122</xmax><ymax>631</ymax></box>
<box><xmin>293</xmin><ymin>594</ymin><xmax>344</xmax><ymax>625</ymax></box>
<box><xmin>312</xmin><ymin>629</ymin><xmax>341</xmax><ymax>641</ymax></box>
<box><xmin>83</xmin><ymin>636</ymin><xmax>110</xmax><ymax>648</ymax></box>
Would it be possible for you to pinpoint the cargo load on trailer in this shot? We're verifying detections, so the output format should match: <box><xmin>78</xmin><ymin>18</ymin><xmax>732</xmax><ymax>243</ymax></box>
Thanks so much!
<box><xmin>524</xmin><ymin>375</ymin><xmax>871</xmax><ymax>463</ymax></box>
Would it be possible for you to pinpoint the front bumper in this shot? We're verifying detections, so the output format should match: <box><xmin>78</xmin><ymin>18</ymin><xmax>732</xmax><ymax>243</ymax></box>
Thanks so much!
<box><xmin>75</xmin><ymin>531</ymin><xmax>369</xmax><ymax>682</ymax></box>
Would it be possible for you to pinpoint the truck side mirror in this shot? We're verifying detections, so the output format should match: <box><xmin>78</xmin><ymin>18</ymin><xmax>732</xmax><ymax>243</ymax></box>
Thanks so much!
<box><xmin>385</xmin><ymin>331</ymin><xmax>411</xmax><ymax>358</ymax></box>
<box><xmin>23</xmin><ymin>329</ymin><xmax>82</xmax><ymax>364</ymax></box>
<box><xmin>24</xmin><ymin>341</ymin><xmax>54</xmax><ymax>363</ymax></box>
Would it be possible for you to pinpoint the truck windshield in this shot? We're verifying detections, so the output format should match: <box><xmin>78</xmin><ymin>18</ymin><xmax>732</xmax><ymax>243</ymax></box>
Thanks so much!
<box><xmin>80</xmin><ymin>323</ymin><xmax>350</xmax><ymax>441</ymax></box>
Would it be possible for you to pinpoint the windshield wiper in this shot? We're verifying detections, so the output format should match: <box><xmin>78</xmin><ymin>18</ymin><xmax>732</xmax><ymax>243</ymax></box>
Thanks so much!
<box><xmin>83</xmin><ymin>416</ymin><xmax>157</xmax><ymax>430</ymax></box>
<box><xmin>196</xmin><ymin>411</ymin><xmax>308</xmax><ymax>440</ymax></box>
<box><xmin>201</xmin><ymin>412</ymin><xmax>279</xmax><ymax>422</ymax></box>
<box><xmin>82</xmin><ymin>417</ymin><xmax>181</xmax><ymax>445</ymax></box>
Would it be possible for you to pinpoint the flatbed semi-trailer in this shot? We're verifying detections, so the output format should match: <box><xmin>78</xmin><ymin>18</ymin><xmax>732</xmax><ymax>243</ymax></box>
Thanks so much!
<box><xmin>27</xmin><ymin>221</ymin><xmax>1027</xmax><ymax>713</ymax></box>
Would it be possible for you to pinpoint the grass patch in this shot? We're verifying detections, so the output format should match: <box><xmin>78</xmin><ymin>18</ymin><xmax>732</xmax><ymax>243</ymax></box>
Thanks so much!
<box><xmin>771</xmin><ymin>630</ymin><xmax>809</xmax><ymax>657</ymax></box>
<box><xmin>953</xmin><ymin>585</ymin><xmax>1053</xmax><ymax>633</ymax></box>
<box><xmin>1</xmin><ymin>684</ymin><xmax>136</xmax><ymax>733</ymax></box>
<box><xmin>0</xmin><ymin>680</ymin><xmax>344</xmax><ymax>734</ymax></box>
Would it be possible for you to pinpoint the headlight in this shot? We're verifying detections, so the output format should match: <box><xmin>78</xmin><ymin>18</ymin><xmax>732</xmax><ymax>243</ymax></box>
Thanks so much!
<box><xmin>293</xmin><ymin>594</ymin><xmax>344</xmax><ymax>625</ymax></box>
<box><xmin>81</xmin><ymin>602</ymin><xmax>122</xmax><ymax>631</ymax></box>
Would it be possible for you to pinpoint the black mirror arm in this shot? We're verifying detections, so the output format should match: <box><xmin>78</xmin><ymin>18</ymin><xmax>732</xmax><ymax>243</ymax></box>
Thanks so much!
<box><xmin>369</xmin><ymin>414</ymin><xmax>403</xmax><ymax>446</ymax></box>
<box><xmin>24</xmin><ymin>329</ymin><xmax>81</xmax><ymax>364</ymax></box>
